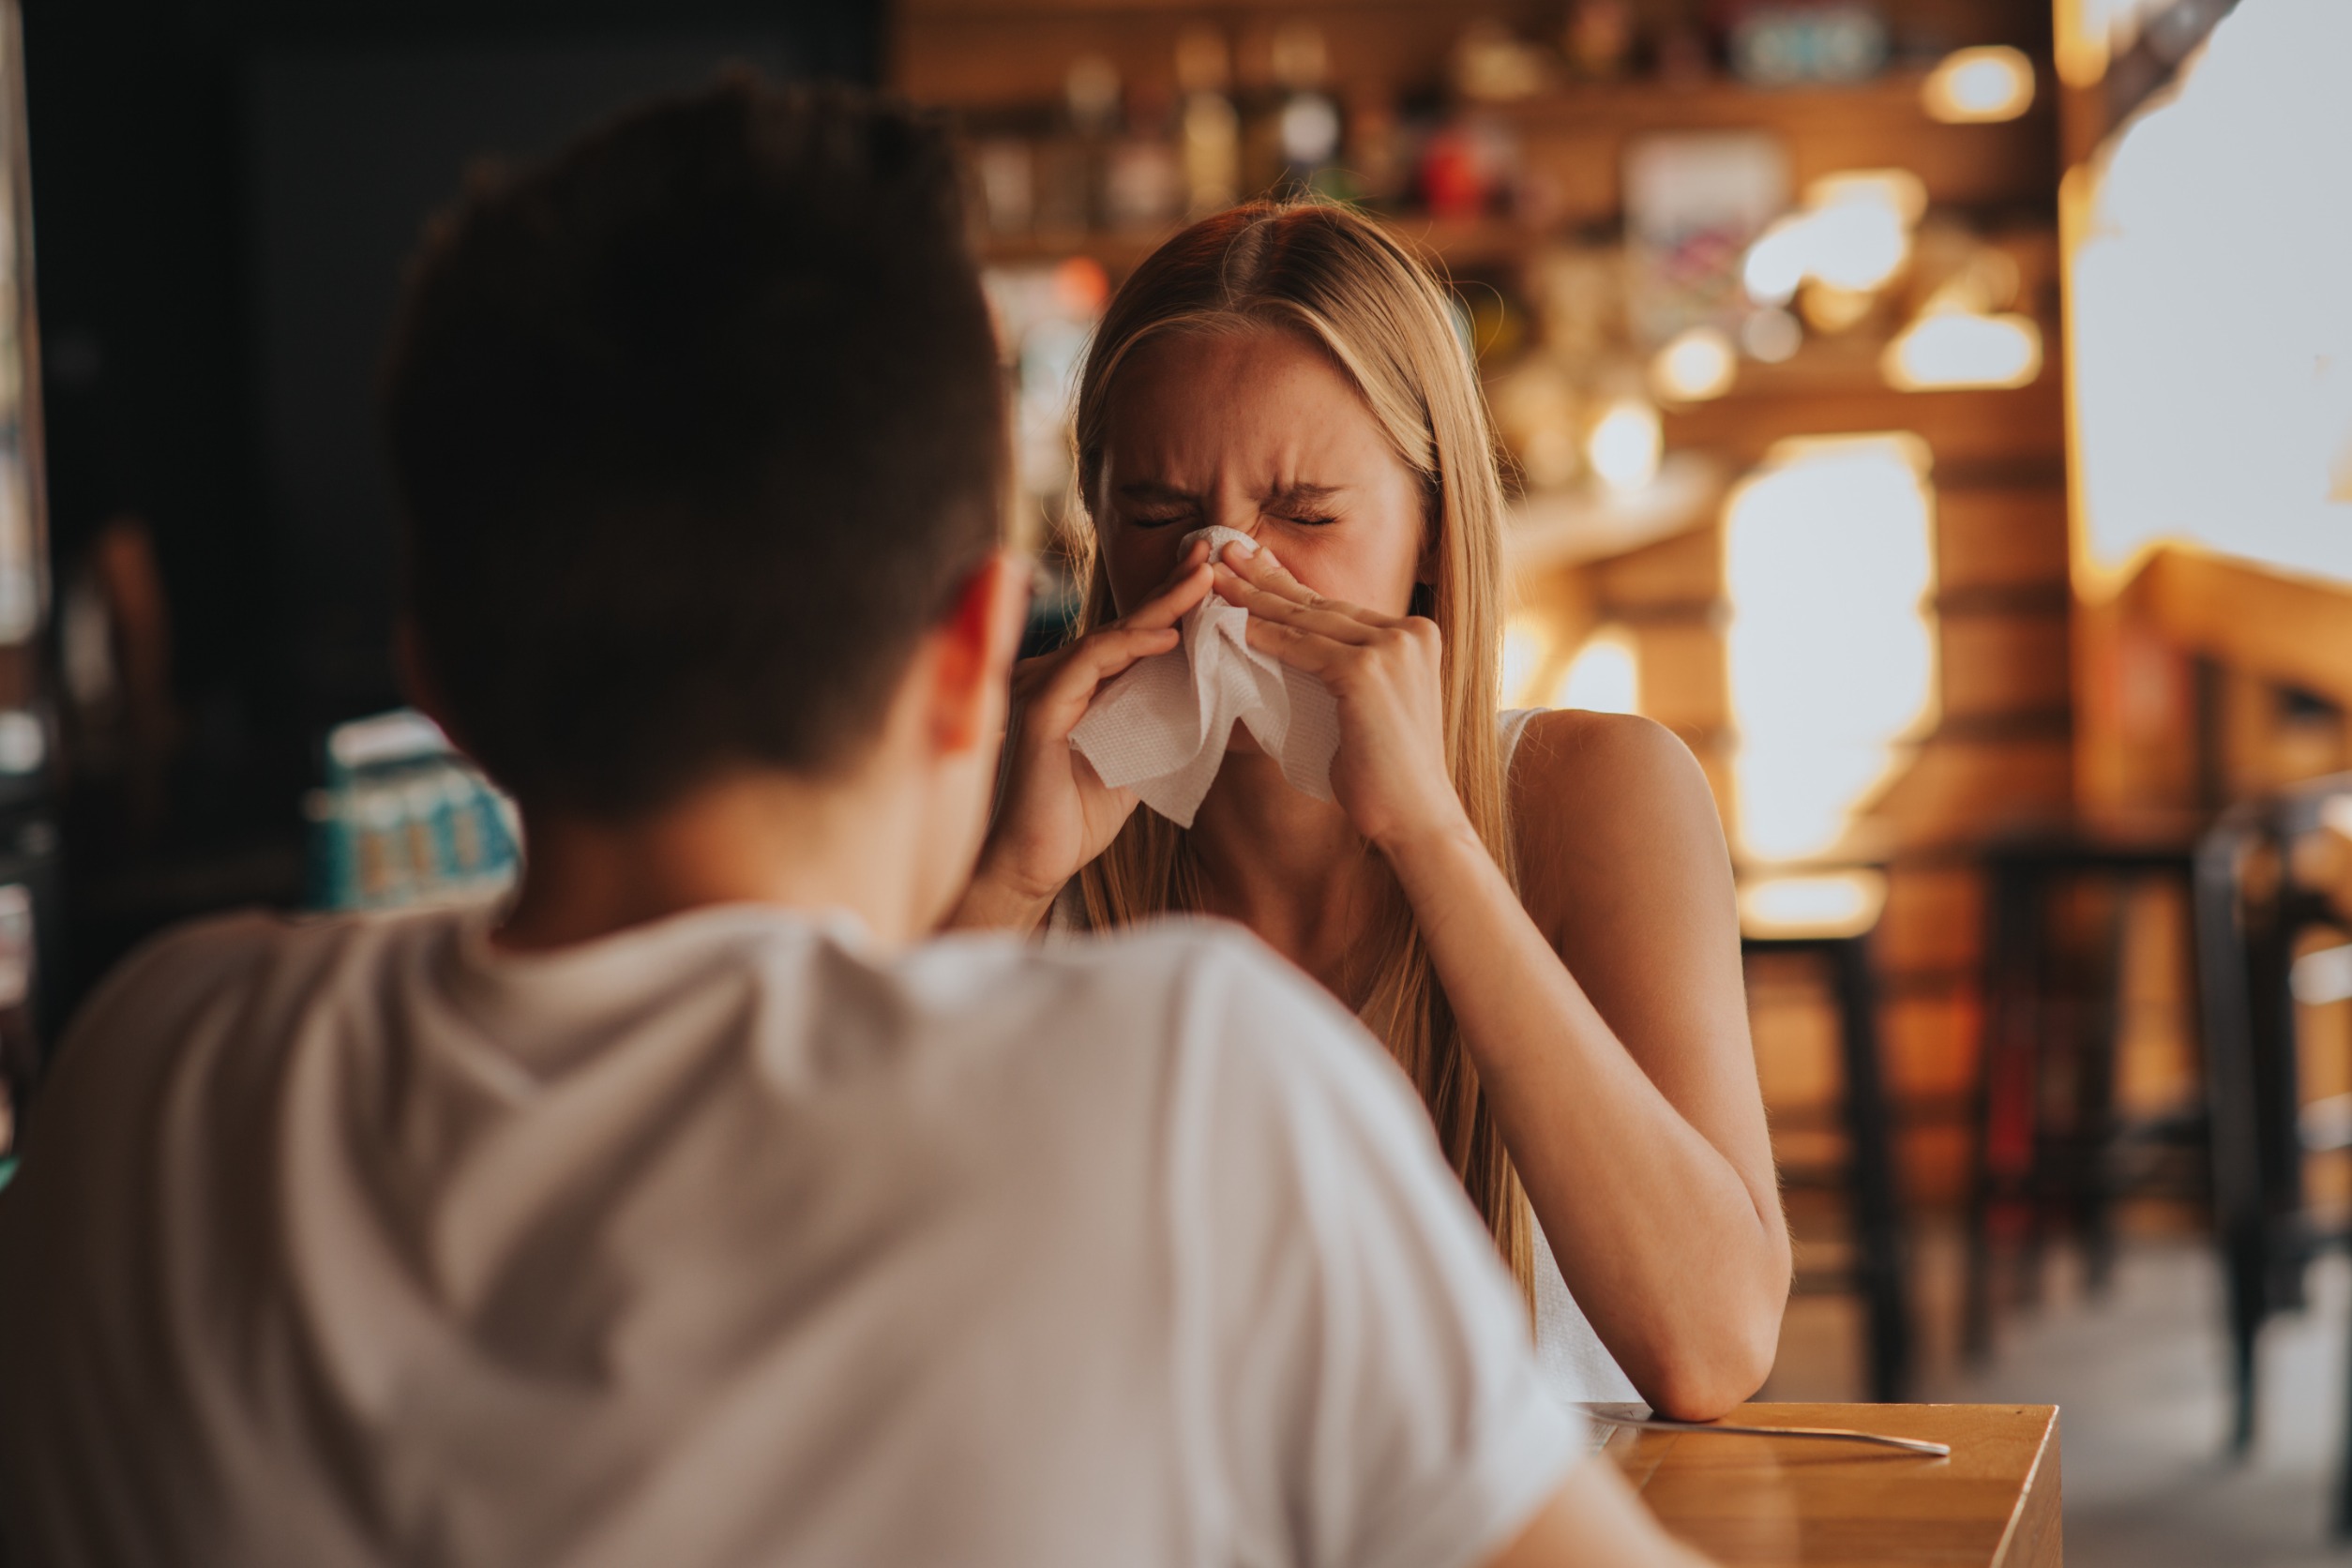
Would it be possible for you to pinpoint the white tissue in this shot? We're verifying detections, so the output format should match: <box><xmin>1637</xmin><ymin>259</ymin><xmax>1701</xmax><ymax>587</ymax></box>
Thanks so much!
<box><xmin>1069</xmin><ymin>526</ymin><xmax>1342</xmax><ymax>829</ymax></box>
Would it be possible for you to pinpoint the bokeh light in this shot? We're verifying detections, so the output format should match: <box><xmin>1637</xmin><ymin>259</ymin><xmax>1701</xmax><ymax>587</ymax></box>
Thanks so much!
<box><xmin>1921</xmin><ymin>46</ymin><xmax>2036</xmax><ymax>124</ymax></box>
<box><xmin>1552</xmin><ymin>628</ymin><xmax>1640</xmax><ymax>715</ymax></box>
<box><xmin>1738</xmin><ymin>868</ymin><xmax>1888</xmax><ymax>939</ymax></box>
<box><xmin>1726</xmin><ymin>434</ymin><xmax>1938</xmax><ymax>864</ymax></box>
<box><xmin>1588</xmin><ymin>397</ymin><xmax>1664</xmax><ymax>493</ymax></box>
<box><xmin>1651</xmin><ymin>326</ymin><xmax>1740</xmax><ymax>402</ymax></box>
<box><xmin>1885</xmin><ymin>310</ymin><xmax>2043</xmax><ymax>390</ymax></box>
<box><xmin>1741</xmin><ymin>169</ymin><xmax>1925</xmax><ymax>309</ymax></box>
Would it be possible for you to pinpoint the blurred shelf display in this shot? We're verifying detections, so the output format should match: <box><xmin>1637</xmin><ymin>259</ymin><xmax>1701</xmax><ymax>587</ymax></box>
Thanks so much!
<box><xmin>1504</xmin><ymin>451</ymin><xmax>1723</xmax><ymax>573</ymax></box>
<box><xmin>967</xmin><ymin>69</ymin><xmax>2054</xmax><ymax>271</ymax></box>
<box><xmin>0</xmin><ymin>0</ymin><xmax>58</xmax><ymax>1171</ymax></box>
<box><xmin>977</xmin><ymin>213</ymin><xmax>1546</xmax><ymax>273</ymax></box>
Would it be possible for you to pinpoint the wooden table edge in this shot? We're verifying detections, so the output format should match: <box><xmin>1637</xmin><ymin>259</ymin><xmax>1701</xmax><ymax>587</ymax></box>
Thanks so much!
<box><xmin>1989</xmin><ymin>1405</ymin><xmax>2062</xmax><ymax>1568</ymax></box>
<box><xmin>1602</xmin><ymin>1401</ymin><xmax>2064</xmax><ymax>1568</ymax></box>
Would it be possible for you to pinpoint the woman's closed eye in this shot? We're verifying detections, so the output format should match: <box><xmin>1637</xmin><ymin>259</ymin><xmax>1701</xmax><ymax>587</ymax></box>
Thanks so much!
<box><xmin>1263</xmin><ymin>484</ymin><xmax>1344</xmax><ymax>531</ymax></box>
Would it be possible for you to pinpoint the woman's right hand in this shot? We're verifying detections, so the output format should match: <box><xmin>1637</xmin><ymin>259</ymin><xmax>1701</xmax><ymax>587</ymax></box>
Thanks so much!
<box><xmin>953</xmin><ymin>537</ymin><xmax>1215</xmax><ymax>932</ymax></box>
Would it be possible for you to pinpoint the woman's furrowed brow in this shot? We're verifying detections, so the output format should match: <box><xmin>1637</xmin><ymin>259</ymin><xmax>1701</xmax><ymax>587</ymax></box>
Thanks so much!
<box><xmin>1262</xmin><ymin>481</ymin><xmax>1343</xmax><ymax>507</ymax></box>
<box><xmin>1116</xmin><ymin>481</ymin><xmax>1199</xmax><ymax>504</ymax></box>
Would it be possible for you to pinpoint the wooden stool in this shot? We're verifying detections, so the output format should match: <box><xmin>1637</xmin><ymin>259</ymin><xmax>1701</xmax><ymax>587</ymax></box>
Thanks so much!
<box><xmin>1965</xmin><ymin>836</ymin><xmax>2200</xmax><ymax>1363</ymax></box>
<box><xmin>2192</xmin><ymin>776</ymin><xmax>2352</xmax><ymax>1469</ymax></box>
<box><xmin>1741</xmin><ymin>871</ymin><xmax>1910</xmax><ymax>1404</ymax></box>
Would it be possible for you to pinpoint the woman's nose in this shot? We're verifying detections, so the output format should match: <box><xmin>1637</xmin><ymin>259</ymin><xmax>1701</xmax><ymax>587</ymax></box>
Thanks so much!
<box><xmin>1202</xmin><ymin>499</ymin><xmax>1260</xmax><ymax>540</ymax></box>
<box><xmin>1196</xmin><ymin>517</ymin><xmax>1260</xmax><ymax>569</ymax></box>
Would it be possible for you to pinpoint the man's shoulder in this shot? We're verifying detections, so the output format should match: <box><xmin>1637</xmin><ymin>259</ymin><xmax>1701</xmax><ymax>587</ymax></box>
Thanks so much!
<box><xmin>1019</xmin><ymin>912</ymin><xmax>1296</xmax><ymax>988</ymax></box>
<box><xmin>974</xmin><ymin>916</ymin><xmax>1413</xmax><ymax>1121</ymax></box>
<box><xmin>942</xmin><ymin>915</ymin><xmax>1361</xmax><ymax>1038</ymax></box>
<box><xmin>74</xmin><ymin>907</ymin><xmax>296</xmax><ymax>1026</ymax></box>
<box><xmin>63</xmin><ymin>904</ymin><xmax>465</xmax><ymax>1065</ymax></box>
<box><xmin>906</xmin><ymin>915</ymin><xmax>1380</xmax><ymax>1083</ymax></box>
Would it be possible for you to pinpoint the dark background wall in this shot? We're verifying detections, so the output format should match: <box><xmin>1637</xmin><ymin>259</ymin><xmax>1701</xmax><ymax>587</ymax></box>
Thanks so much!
<box><xmin>25</xmin><ymin>0</ymin><xmax>880</xmax><ymax>1002</ymax></box>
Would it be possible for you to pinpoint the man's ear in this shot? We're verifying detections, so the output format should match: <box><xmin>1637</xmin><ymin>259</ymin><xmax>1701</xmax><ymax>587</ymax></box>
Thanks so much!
<box><xmin>927</xmin><ymin>550</ymin><xmax>1031</xmax><ymax>753</ymax></box>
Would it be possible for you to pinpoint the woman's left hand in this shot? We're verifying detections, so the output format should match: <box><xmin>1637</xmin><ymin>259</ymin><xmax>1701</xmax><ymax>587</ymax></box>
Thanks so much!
<box><xmin>1212</xmin><ymin>545</ymin><xmax>1471</xmax><ymax>853</ymax></box>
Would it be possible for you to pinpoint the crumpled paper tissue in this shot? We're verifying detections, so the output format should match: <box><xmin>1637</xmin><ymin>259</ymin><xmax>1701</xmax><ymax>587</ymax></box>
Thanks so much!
<box><xmin>1069</xmin><ymin>526</ymin><xmax>1341</xmax><ymax>828</ymax></box>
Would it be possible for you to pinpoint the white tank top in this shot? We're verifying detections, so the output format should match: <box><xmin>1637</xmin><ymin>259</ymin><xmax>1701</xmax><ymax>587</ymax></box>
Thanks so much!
<box><xmin>1500</xmin><ymin>709</ymin><xmax>1643</xmax><ymax>1408</ymax></box>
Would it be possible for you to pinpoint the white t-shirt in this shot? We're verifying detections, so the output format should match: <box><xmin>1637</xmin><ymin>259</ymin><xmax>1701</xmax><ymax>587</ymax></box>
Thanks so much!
<box><xmin>0</xmin><ymin>902</ymin><xmax>1585</xmax><ymax>1568</ymax></box>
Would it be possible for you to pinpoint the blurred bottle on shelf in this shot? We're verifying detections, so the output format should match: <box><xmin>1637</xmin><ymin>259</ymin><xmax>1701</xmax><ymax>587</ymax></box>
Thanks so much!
<box><xmin>1176</xmin><ymin>26</ymin><xmax>1241</xmax><ymax>218</ymax></box>
<box><xmin>1417</xmin><ymin>117</ymin><xmax>1515</xmax><ymax>221</ymax></box>
<box><xmin>1564</xmin><ymin>0</ymin><xmax>1638</xmax><ymax>81</ymax></box>
<box><xmin>1033</xmin><ymin>53</ymin><xmax>1121</xmax><ymax>234</ymax></box>
<box><xmin>1726</xmin><ymin>1</ymin><xmax>1890</xmax><ymax>86</ymax></box>
<box><xmin>972</xmin><ymin>138</ymin><xmax>1035</xmax><ymax>237</ymax></box>
<box><xmin>1451</xmin><ymin>21</ymin><xmax>1551</xmax><ymax>103</ymax></box>
<box><xmin>1269</xmin><ymin>23</ymin><xmax>1346</xmax><ymax>198</ymax></box>
<box><xmin>1343</xmin><ymin>88</ymin><xmax>1406</xmax><ymax>205</ymax></box>
<box><xmin>1104</xmin><ymin>79</ymin><xmax>1184</xmax><ymax>234</ymax></box>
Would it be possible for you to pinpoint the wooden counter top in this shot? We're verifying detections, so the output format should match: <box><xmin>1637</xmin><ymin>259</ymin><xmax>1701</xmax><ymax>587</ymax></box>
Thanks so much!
<box><xmin>1605</xmin><ymin>1402</ymin><xmax>2061</xmax><ymax>1567</ymax></box>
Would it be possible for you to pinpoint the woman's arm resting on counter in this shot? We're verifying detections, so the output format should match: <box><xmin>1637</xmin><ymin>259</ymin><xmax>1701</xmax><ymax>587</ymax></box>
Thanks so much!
<box><xmin>1389</xmin><ymin>712</ymin><xmax>1789</xmax><ymax>1420</ymax></box>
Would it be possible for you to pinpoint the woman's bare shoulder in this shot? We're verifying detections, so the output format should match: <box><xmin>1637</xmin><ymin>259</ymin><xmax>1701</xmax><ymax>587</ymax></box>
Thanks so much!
<box><xmin>1507</xmin><ymin>709</ymin><xmax>1732</xmax><ymax>928</ymax></box>
<box><xmin>1510</xmin><ymin>709</ymin><xmax>1711</xmax><ymax>820</ymax></box>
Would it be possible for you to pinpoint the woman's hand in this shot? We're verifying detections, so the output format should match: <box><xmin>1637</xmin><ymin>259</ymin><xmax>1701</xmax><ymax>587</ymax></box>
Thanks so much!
<box><xmin>953</xmin><ymin>540</ymin><xmax>1215</xmax><ymax>932</ymax></box>
<box><xmin>1213</xmin><ymin>544</ymin><xmax>1471</xmax><ymax>854</ymax></box>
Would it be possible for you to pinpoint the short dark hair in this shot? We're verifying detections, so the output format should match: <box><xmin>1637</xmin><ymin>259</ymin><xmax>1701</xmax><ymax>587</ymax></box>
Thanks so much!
<box><xmin>383</xmin><ymin>77</ymin><xmax>1004</xmax><ymax>814</ymax></box>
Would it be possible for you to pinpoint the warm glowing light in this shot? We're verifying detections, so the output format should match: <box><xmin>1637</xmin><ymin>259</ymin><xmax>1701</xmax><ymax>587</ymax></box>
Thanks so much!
<box><xmin>1741</xmin><ymin>169</ymin><xmax>1923</xmax><ymax>309</ymax></box>
<box><xmin>1726</xmin><ymin>434</ymin><xmax>1938</xmax><ymax>864</ymax></box>
<box><xmin>1552</xmin><ymin>628</ymin><xmax>1640</xmax><ymax>715</ymax></box>
<box><xmin>1805</xmin><ymin>169</ymin><xmax>1927</xmax><ymax>227</ymax></box>
<box><xmin>1922</xmin><ymin>46</ymin><xmax>2036</xmax><ymax>123</ymax></box>
<box><xmin>1651</xmin><ymin>327</ymin><xmax>1739</xmax><ymax>402</ymax></box>
<box><xmin>1588</xmin><ymin>398</ymin><xmax>1663</xmax><ymax>493</ymax></box>
<box><xmin>1740</xmin><ymin>870</ymin><xmax>1888</xmax><ymax>939</ymax></box>
<box><xmin>1741</xmin><ymin>218</ymin><xmax>1810</xmax><ymax>307</ymax></box>
<box><xmin>1799</xmin><ymin>199</ymin><xmax>1910</xmax><ymax>292</ymax></box>
<box><xmin>1799</xmin><ymin>283</ymin><xmax>1876</xmax><ymax>335</ymax></box>
<box><xmin>2072</xmin><ymin>0</ymin><xmax>2352</xmax><ymax>587</ymax></box>
<box><xmin>2293</xmin><ymin>942</ymin><xmax>2352</xmax><ymax>1007</ymax></box>
<box><xmin>2055</xmin><ymin>0</ymin><xmax>2110</xmax><ymax>87</ymax></box>
<box><xmin>1501</xmin><ymin>613</ymin><xmax>1556</xmax><ymax>708</ymax></box>
<box><xmin>1885</xmin><ymin>310</ymin><xmax>2043</xmax><ymax>390</ymax></box>
<box><xmin>2061</xmin><ymin>0</ymin><xmax>2183</xmax><ymax>88</ymax></box>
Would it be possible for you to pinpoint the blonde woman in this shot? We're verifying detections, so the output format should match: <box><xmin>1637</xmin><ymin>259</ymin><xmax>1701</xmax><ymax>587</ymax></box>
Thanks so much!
<box><xmin>954</xmin><ymin>203</ymin><xmax>1789</xmax><ymax>1420</ymax></box>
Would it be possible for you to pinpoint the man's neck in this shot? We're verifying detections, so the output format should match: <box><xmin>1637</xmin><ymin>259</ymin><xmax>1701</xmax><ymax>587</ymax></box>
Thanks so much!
<box><xmin>494</xmin><ymin>767</ymin><xmax>931</xmax><ymax>954</ymax></box>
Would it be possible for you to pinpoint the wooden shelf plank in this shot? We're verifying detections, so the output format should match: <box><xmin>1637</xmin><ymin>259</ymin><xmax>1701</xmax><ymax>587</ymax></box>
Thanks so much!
<box><xmin>2126</xmin><ymin>545</ymin><xmax>2352</xmax><ymax>710</ymax></box>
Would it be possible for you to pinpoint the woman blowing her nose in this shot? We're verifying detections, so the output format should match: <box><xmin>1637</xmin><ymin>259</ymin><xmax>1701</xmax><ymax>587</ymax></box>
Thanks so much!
<box><xmin>954</xmin><ymin>201</ymin><xmax>1790</xmax><ymax>1420</ymax></box>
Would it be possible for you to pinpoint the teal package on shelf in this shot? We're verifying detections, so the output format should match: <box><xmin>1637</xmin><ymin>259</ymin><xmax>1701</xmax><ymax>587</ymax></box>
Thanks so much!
<box><xmin>305</xmin><ymin>709</ymin><xmax>520</xmax><ymax>913</ymax></box>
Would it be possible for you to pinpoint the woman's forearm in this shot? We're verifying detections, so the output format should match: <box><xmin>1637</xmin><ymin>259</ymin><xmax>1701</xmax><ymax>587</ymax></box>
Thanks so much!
<box><xmin>1379</xmin><ymin>819</ymin><xmax>1789</xmax><ymax>1419</ymax></box>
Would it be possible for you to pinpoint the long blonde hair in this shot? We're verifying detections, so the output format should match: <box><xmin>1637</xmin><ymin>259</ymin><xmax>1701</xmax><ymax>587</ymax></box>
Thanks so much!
<box><xmin>1069</xmin><ymin>201</ymin><xmax>1532</xmax><ymax>1298</ymax></box>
